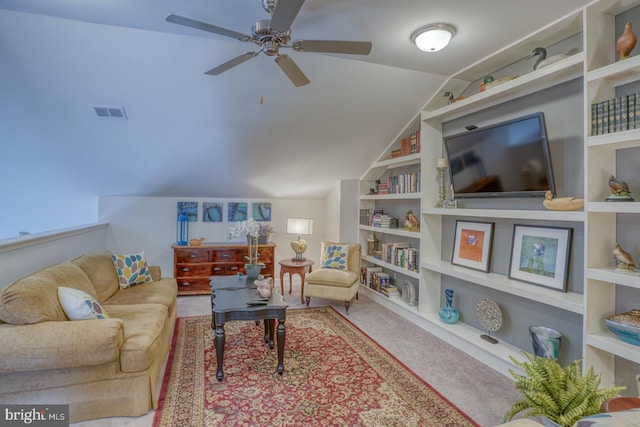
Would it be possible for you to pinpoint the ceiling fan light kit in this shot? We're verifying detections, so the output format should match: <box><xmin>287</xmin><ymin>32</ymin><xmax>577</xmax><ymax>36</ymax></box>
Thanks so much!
<box><xmin>411</xmin><ymin>23</ymin><xmax>456</xmax><ymax>52</ymax></box>
<box><xmin>166</xmin><ymin>0</ymin><xmax>372</xmax><ymax>87</ymax></box>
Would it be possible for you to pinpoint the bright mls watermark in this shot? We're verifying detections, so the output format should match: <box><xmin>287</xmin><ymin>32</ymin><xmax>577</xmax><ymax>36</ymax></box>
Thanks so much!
<box><xmin>0</xmin><ymin>405</ymin><xmax>68</xmax><ymax>426</ymax></box>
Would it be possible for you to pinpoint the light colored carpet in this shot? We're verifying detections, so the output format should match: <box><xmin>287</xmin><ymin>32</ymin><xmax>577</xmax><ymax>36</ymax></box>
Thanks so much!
<box><xmin>71</xmin><ymin>279</ymin><xmax>519</xmax><ymax>426</ymax></box>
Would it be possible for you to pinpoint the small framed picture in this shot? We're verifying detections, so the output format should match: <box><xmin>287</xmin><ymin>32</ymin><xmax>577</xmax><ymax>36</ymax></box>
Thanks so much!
<box><xmin>228</xmin><ymin>202</ymin><xmax>248</xmax><ymax>222</ymax></box>
<box><xmin>509</xmin><ymin>225</ymin><xmax>572</xmax><ymax>292</ymax></box>
<box><xmin>203</xmin><ymin>202</ymin><xmax>223</xmax><ymax>222</ymax></box>
<box><xmin>451</xmin><ymin>220</ymin><xmax>494</xmax><ymax>272</ymax></box>
<box><xmin>177</xmin><ymin>201</ymin><xmax>198</xmax><ymax>222</ymax></box>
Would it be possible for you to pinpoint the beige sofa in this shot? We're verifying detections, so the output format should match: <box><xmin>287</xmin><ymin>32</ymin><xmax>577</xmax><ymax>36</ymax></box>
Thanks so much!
<box><xmin>0</xmin><ymin>252</ymin><xmax>178</xmax><ymax>423</ymax></box>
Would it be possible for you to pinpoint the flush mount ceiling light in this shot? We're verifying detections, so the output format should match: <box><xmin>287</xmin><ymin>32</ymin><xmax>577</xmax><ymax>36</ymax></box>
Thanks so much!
<box><xmin>410</xmin><ymin>23</ymin><xmax>456</xmax><ymax>52</ymax></box>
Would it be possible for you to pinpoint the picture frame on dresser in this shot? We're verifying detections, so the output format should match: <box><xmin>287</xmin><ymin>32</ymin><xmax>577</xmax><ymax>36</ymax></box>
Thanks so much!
<box><xmin>508</xmin><ymin>224</ymin><xmax>572</xmax><ymax>292</ymax></box>
<box><xmin>451</xmin><ymin>220</ymin><xmax>494</xmax><ymax>272</ymax></box>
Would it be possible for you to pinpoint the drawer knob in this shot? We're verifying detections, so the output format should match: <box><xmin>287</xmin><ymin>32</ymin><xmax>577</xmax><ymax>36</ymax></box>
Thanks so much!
<box><xmin>221</xmin><ymin>254</ymin><xmax>230</xmax><ymax>258</ymax></box>
<box><xmin>182</xmin><ymin>282</ymin><xmax>191</xmax><ymax>286</ymax></box>
<box><xmin>213</xmin><ymin>267</ymin><xmax>222</xmax><ymax>271</ymax></box>
<box><xmin>181</xmin><ymin>267</ymin><xmax>190</xmax><ymax>272</ymax></box>
<box><xmin>189</xmin><ymin>254</ymin><xmax>196</xmax><ymax>258</ymax></box>
<box><xmin>230</xmin><ymin>266</ymin><xmax>238</xmax><ymax>271</ymax></box>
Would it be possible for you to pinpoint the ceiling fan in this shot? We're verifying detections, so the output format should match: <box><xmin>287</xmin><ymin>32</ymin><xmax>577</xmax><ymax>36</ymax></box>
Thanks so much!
<box><xmin>165</xmin><ymin>0</ymin><xmax>372</xmax><ymax>87</ymax></box>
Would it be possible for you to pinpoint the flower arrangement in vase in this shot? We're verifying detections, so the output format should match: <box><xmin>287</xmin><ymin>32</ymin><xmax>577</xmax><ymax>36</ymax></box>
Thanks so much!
<box><xmin>228</xmin><ymin>217</ymin><xmax>265</xmax><ymax>278</ymax></box>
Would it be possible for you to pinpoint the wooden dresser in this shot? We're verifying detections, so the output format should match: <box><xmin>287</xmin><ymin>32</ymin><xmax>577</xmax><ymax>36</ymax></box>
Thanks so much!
<box><xmin>173</xmin><ymin>243</ymin><xmax>276</xmax><ymax>295</ymax></box>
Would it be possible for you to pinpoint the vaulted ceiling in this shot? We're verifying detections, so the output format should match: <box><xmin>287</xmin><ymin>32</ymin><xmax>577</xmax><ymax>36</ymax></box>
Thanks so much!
<box><xmin>0</xmin><ymin>0</ymin><xmax>590</xmax><ymax>199</ymax></box>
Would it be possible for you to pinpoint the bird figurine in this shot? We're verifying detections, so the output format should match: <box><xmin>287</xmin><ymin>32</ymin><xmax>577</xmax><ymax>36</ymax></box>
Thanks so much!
<box><xmin>606</xmin><ymin>175</ymin><xmax>634</xmax><ymax>201</ymax></box>
<box><xmin>542</xmin><ymin>190</ymin><xmax>584</xmax><ymax>211</ymax></box>
<box><xmin>613</xmin><ymin>243</ymin><xmax>638</xmax><ymax>271</ymax></box>
<box><xmin>444</xmin><ymin>91</ymin><xmax>464</xmax><ymax>104</ymax></box>
<box><xmin>188</xmin><ymin>237</ymin><xmax>206</xmax><ymax>246</ymax></box>
<box><xmin>527</xmin><ymin>47</ymin><xmax>569</xmax><ymax>70</ymax></box>
<box><xmin>404</xmin><ymin>210</ymin><xmax>420</xmax><ymax>231</ymax></box>
<box><xmin>617</xmin><ymin>22</ymin><xmax>637</xmax><ymax>60</ymax></box>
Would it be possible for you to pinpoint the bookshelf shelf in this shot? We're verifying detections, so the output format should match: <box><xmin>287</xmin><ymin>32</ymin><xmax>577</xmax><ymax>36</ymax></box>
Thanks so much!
<box><xmin>359</xmin><ymin>225</ymin><xmax>420</xmax><ymax>239</ymax></box>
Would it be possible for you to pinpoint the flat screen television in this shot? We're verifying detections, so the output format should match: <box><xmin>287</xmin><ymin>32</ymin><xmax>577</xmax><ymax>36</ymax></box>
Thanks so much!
<box><xmin>443</xmin><ymin>112</ymin><xmax>556</xmax><ymax>199</ymax></box>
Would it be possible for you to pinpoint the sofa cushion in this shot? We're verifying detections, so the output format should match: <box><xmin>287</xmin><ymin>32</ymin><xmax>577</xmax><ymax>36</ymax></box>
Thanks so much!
<box><xmin>103</xmin><ymin>278</ymin><xmax>177</xmax><ymax>311</ymax></box>
<box><xmin>305</xmin><ymin>268</ymin><xmax>359</xmax><ymax>288</ymax></box>
<box><xmin>58</xmin><ymin>287</ymin><xmax>110</xmax><ymax>320</ymax></box>
<box><xmin>71</xmin><ymin>252</ymin><xmax>120</xmax><ymax>303</ymax></box>
<box><xmin>105</xmin><ymin>304</ymin><xmax>168</xmax><ymax>373</ymax></box>
<box><xmin>0</xmin><ymin>263</ymin><xmax>96</xmax><ymax>324</ymax></box>
<box><xmin>111</xmin><ymin>251</ymin><xmax>153</xmax><ymax>289</ymax></box>
<box><xmin>320</xmin><ymin>242</ymin><xmax>350</xmax><ymax>270</ymax></box>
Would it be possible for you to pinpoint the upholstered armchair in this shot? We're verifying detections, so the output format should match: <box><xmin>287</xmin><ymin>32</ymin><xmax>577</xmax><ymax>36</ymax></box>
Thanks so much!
<box><xmin>304</xmin><ymin>242</ymin><xmax>361</xmax><ymax>314</ymax></box>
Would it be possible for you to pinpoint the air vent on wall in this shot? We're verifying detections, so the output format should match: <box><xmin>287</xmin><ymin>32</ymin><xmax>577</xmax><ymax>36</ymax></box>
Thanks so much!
<box><xmin>90</xmin><ymin>105</ymin><xmax>127</xmax><ymax>120</ymax></box>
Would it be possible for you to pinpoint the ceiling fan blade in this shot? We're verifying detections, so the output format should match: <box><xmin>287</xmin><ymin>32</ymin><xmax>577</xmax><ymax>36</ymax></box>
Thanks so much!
<box><xmin>270</xmin><ymin>0</ymin><xmax>305</xmax><ymax>33</ymax></box>
<box><xmin>205</xmin><ymin>52</ymin><xmax>257</xmax><ymax>75</ymax></box>
<box><xmin>274</xmin><ymin>54</ymin><xmax>310</xmax><ymax>87</ymax></box>
<box><xmin>292</xmin><ymin>40</ymin><xmax>372</xmax><ymax>55</ymax></box>
<box><xmin>165</xmin><ymin>14</ymin><xmax>249</xmax><ymax>41</ymax></box>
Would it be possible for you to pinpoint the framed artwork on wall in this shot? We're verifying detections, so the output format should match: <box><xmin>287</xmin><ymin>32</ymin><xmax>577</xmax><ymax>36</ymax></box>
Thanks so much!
<box><xmin>177</xmin><ymin>201</ymin><xmax>198</xmax><ymax>222</ymax></box>
<box><xmin>228</xmin><ymin>202</ymin><xmax>248</xmax><ymax>222</ymax></box>
<box><xmin>451</xmin><ymin>220</ymin><xmax>494</xmax><ymax>272</ymax></box>
<box><xmin>203</xmin><ymin>202</ymin><xmax>223</xmax><ymax>222</ymax></box>
<box><xmin>508</xmin><ymin>224</ymin><xmax>572</xmax><ymax>292</ymax></box>
<box><xmin>252</xmin><ymin>202</ymin><xmax>271</xmax><ymax>221</ymax></box>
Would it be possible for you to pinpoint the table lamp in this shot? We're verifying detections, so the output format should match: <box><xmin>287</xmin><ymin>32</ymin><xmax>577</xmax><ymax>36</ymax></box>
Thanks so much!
<box><xmin>286</xmin><ymin>217</ymin><xmax>313</xmax><ymax>261</ymax></box>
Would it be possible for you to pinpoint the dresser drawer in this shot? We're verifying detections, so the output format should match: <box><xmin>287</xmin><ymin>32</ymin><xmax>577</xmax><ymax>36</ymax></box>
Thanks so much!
<box><xmin>211</xmin><ymin>264</ymin><xmax>225</xmax><ymax>275</ymax></box>
<box><xmin>257</xmin><ymin>247</ymin><xmax>274</xmax><ymax>263</ymax></box>
<box><xmin>175</xmin><ymin>249</ymin><xmax>210</xmax><ymax>263</ymax></box>
<box><xmin>211</xmin><ymin>249</ymin><xmax>243</xmax><ymax>262</ymax></box>
<box><xmin>177</xmin><ymin>278</ymin><xmax>211</xmax><ymax>288</ymax></box>
<box><xmin>175</xmin><ymin>264</ymin><xmax>211</xmax><ymax>277</ymax></box>
<box><xmin>226</xmin><ymin>263</ymin><xmax>243</xmax><ymax>275</ymax></box>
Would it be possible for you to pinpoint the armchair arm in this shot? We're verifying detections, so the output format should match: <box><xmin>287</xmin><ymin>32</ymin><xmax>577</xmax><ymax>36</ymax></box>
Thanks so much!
<box><xmin>0</xmin><ymin>319</ymin><xmax>124</xmax><ymax>373</ymax></box>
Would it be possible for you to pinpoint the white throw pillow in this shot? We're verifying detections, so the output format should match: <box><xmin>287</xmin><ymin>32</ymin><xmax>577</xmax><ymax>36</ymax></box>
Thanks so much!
<box><xmin>58</xmin><ymin>286</ymin><xmax>110</xmax><ymax>320</ymax></box>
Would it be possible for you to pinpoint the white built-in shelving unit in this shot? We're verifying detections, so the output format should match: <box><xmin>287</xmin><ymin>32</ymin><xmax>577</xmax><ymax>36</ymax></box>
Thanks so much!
<box><xmin>358</xmin><ymin>115</ymin><xmax>422</xmax><ymax>316</ymax></box>
<box><xmin>583</xmin><ymin>0</ymin><xmax>640</xmax><ymax>386</ymax></box>
<box><xmin>358</xmin><ymin>0</ymin><xmax>640</xmax><ymax>382</ymax></box>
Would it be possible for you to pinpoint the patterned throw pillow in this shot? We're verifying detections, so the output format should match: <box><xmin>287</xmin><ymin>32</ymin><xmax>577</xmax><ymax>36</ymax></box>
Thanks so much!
<box><xmin>321</xmin><ymin>244</ymin><xmax>350</xmax><ymax>270</ymax></box>
<box><xmin>111</xmin><ymin>251</ymin><xmax>153</xmax><ymax>289</ymax></box>
<box><xmin>58</xmin><ymin>286</ymin><xmax>110</xmax><ymax>320</ymax></box>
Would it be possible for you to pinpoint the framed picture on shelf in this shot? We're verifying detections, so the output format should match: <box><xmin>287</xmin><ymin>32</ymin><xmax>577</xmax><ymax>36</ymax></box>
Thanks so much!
<box><xmin>451</xmin><ymin>220</ymin><xmax>494</xmax><ymax>272</ymax></box>
<box><xmin>508</xmin><ymin>225</ymin><xmax>572</xmax><ymax>292</ymax></box>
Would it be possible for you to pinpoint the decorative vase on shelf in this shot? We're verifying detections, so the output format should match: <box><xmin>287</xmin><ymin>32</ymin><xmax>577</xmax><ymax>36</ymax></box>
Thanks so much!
<box><xmin>617</xmin><ymin>21</ymin><xmax>637</xmax><ymax>60</ymax></box>
<box><xmin>244</xmin><ymin>264</ymin><xmax>262</xmax><ymax>279</ymax></box>
<box><xmin>438</xmin><ymin>289</ymin><xmax>459</xmax><ymax>324</ymax></box>
<box><xmin>529</xmin><ymin>326</ymin><xmax>562</xmax><ymax>359</ymax></box>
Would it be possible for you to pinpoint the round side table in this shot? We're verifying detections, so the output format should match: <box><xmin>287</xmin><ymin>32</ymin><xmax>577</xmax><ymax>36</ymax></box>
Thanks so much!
<box><xmin>278</xmin><ymin>259</ymin><xmax>314</xmax><ymax>304</ymax></box>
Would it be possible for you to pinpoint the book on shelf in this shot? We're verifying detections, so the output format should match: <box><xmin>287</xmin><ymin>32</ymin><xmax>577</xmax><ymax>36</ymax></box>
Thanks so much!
<box><xmin>372</xmin><ymin>213</ymin><xmax>392</xmax><ymax>228</ymax></box>
<box><xmin>364</xmin><ymin>267</ymin><xmax>383</xmax><ymax>290</ymax></box>
<box><xmin>590</xmin><ymin>93</ymin><xmax>640</xmax><ymax>136</ymax></box>
<box><xmin>360</xmin><ymin>209</ymin><xmax>384</xmax><ymax>226</ymax></box>
<box><xmin>379</xmin><ymin>283</ymin><xmax>400</xmax><ymax>297</ymax></box>
<box><xmin>379</xmin><ymin>243</ymin><xmax>419</xmax><ymax>272</ymax></box>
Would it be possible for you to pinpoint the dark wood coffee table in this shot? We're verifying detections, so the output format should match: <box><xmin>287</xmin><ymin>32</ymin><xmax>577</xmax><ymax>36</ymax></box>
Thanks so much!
<box><xmin>210</xmin><ymin>275</ymin><xmax>288</xmax><ymax>381</ymax></box>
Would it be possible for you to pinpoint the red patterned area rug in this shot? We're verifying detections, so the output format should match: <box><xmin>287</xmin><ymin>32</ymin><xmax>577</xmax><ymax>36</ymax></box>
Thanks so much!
<box><xmin>153</xmin><ymin>306</ymin><xmax>478</xmax><ymax>426</ymax></box>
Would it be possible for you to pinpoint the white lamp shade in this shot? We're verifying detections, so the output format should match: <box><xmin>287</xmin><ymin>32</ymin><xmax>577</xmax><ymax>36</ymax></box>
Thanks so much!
<box><xmin>411</xmin><ymin>24</ymin><xmax>456</xmax><ymax>52</ymax></box>
<box><xmin>286</xmin><ymin>217</ymin><xmax>313</xmax><ymax>235</ymax></box>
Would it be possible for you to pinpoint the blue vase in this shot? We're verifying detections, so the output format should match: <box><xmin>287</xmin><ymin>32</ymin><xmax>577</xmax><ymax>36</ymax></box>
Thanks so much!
<box><xmin>439</xmin><ymin>289</ymin><xmax>460</xmax><ymax>324</ymax></box>
<box><xmin>529</xmin><ymin>326</ymin><xmax>562</xmax><ymax>359</ymax></box>
<box><xmin>244</xmin><ymin>264</ymin><xmax>262</xmax><ymax>280</ymax></box>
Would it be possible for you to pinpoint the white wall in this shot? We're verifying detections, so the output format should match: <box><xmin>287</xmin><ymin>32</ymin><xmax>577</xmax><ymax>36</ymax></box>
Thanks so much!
<box><xmin>98</xmin><ymin>196</ymin><xmax>326</xmax><ymax>277</ymax></box>
<box><xmin>325</xmin><ymin>179</ymin><xmax>359</xmax><ymax>243</ymax></box>
<box><xmin>0</xmin><ymin>224</ymin><xmax>108</xmax><ymax>288</ymax></box>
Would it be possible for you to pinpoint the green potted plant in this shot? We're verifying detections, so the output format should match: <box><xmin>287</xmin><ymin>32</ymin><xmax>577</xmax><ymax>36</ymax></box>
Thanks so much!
<box><xmin>504</xmin><ymin>352</ymin><xmax>625</xmax><ymax>427</ymax></box>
